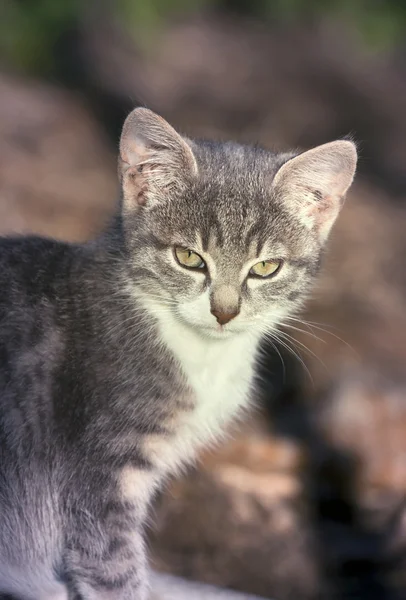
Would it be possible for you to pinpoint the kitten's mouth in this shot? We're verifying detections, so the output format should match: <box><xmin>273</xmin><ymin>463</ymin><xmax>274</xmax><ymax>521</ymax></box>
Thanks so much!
<box><xmin>206</xmin><ymin>326</ymin><xmax>234</xmax><ymax>339</ymax></box>
<box><xmin>181</xmin><ymin>319</ymin><xmax>236</xmax><ymax>339</ymax></box>
<box><xmin>216</xmin><ymin>323</ymin><xmax>229</xmax><ymax>334</ymax></box>
<box><xmin>174</xmin><ymin>306</ymin><xmax>245</xmax><ymax>338</ymax></box>
<box><xmin>201</xmin><ymin>321</ymin><xmax>243</xmax><ymax>339</ymax></box>
<box><xmin>212</xmin><ymin>324</ymin><xmax>227</xmax><ymax>336</ymax></box>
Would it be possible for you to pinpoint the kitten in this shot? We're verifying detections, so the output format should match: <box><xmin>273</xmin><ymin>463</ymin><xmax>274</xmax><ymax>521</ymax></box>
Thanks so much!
<box><xmin>0</xmin><ymin>108</ymin><xmax>357</xmax><ymax>599</ymax></box>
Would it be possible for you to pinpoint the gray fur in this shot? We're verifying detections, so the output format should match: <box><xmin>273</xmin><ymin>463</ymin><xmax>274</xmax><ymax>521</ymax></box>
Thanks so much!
<box><xmin>0</xmin><ymin>108</ymin><xmax>357</xmax><ymax>599</ymax></box>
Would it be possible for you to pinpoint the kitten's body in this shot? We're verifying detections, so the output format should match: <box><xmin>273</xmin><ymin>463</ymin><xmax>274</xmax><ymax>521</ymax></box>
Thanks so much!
<box><xmin>0</xmin><ymin>233</ymin><xmax>258</xmax><ymax>600</ymax></box>
<box><xmin>0</xmin><ymin>109</ymin><xmax>357</xmax><ymax>599</ymax></box>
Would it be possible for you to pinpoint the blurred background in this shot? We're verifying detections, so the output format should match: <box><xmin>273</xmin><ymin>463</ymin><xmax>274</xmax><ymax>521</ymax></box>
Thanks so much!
<box><xmin>1</xmin><ymin>1</ymin><xmax>406</xmax><ymax>599</ymax></box>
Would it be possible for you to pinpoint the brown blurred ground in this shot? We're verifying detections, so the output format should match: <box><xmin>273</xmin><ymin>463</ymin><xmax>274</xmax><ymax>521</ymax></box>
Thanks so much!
<box><xmin>1</xmin><ymin>13</ymin><xmax>406</xmax><ymax>600</ymax></box>
<box><xmin>0</xmin><ymin>74</ymin><xmax>116</xmax><ymax>240</ymax></box>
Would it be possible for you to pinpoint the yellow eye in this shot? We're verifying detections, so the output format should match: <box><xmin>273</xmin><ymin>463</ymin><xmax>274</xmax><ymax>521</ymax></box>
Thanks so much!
<box><xmin>175</xmin><ymin>247</ymin><xmax>206</xmax><ymax>270</ymax></box>
<box><xmin>250</xmin><ymin>259</ymin><xmax>282</xmax><ymax>278</ymax></box>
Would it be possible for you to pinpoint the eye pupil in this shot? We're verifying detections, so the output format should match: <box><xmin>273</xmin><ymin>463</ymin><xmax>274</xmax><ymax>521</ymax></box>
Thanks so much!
<box><xmin>249</xmin><ymin>259</ymin><xmax>282</xmax><ymax>278</ymax></box>
<box><xmin>175</xmin><ymin>247</ymin><xmax>206</xmax><ymax>271</ymax></box>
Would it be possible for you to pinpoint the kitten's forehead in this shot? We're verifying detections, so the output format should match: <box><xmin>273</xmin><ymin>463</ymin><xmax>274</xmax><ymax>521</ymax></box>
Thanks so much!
<box><xmin>191</xmin><ymin>139</ymin><xmax>286</xmax><ymax>180</ymax></box>
<box><xmin>197</xmin><ymin>229</ymin><xmax>288</xmax><ymax>264</ymax></box>
<box><xmin>184</xmin><ymin>143</ymin><xmax>289</xmax><ymax>238</ymax></box>
<box><xmin>148</xmin><ymin>139</ymin><xmax>307</xmax><ymax>257</ymax></box>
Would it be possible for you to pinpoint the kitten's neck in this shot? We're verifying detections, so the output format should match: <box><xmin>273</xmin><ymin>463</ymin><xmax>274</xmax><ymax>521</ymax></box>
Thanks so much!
<box><xmin>141</xmin><ymin>296</ymin><xmax>262</xmax><ymax>472</ymax></box>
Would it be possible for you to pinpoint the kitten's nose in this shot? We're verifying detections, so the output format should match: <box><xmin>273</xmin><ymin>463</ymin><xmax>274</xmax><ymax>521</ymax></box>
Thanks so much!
<box><xmin>211</xmin><ymin>309</ymin><xmax>239</xmax><ymax>325</ymax></box>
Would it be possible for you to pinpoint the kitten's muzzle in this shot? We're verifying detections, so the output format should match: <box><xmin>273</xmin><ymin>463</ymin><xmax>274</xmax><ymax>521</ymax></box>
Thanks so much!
<box><xmin>210</xmin><ymin>284</ymin><xmax>240</xmax><ymax>326</ymax></box>
<box><xmin>210</xmin><ymin>308</ymin><xmax>239</xmax><ymax>325</ymax></box>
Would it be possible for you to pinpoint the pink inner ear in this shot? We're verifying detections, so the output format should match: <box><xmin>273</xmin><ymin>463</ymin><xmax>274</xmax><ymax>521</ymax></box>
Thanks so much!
<box><xmin>314</xmin><ymin>195</ymin><xmax>342</xmax><ymax>240</ymax></box>
<box><xmin>300</xmin><ymin>185</ymin><xmax>342</xmax><ymax>240</ymax></box>
<box><xmin>315</xmin><ymin>195</ymin><xmax>336</xmax><ymax>218</ymax></box>
<box><xmin>123</xmin><ymin>166</ymin><xmax>149</xmax><ymax>207</ymax></box>
<box><xmin>302</xmin><ymin>183</ymin><xmax>341</xmax><ymax>214</ymax></box>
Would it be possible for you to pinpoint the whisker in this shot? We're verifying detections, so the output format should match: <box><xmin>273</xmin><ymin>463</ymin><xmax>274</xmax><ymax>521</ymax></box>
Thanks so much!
<box><xmin>264</xmin><ymin>337</ymin><xmax>286</xmax><ymax>384</ymax></box>
<box><xmin>284</xmin><ymin>316</ymin><xmax>358</xmax><ymax>356</ymax></box>
<box><xmin>276</xmin><ymin>329</ymin><xmax>328</xmax><ymax>374</ymax></box>
<box><xmin>282</xmin><ymin>322</ymin><xmax>327</xmax><ymax>345</ymax></box>
<box><xmin>260</xmin><ymin>327</ymin><xmax>315</xmax><ymax>387</ymax></box>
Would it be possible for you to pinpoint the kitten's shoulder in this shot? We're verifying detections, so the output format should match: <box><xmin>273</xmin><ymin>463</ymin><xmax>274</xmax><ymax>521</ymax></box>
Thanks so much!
<box><xmin>0</xmin><ymin>233</ymin><xmax>75</xmax><ymax>260</ymax></box>
<box><xmin>0</xmin><ymin>234</ymin><xmax>80</xmax><ymax>302</ymax></box>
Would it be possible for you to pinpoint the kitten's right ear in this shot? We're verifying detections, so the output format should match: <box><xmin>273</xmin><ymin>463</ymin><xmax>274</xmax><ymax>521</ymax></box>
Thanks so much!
<box><xmin>119</xmin><ymin>107</ymin><xmax>198</xmax><ymax>208</ymax></box>
<box><xmin>272</xmin><ymin>140</ymin><xmax>357</xmax><ymax>243</ymax></box>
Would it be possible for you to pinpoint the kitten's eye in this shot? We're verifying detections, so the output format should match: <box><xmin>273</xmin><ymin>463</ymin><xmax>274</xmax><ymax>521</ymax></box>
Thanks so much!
<box><xmin>250</xmin><ymin>259</ymin><xmax>282</xmax><ymax>278</ymax></box>
<box><xmin>174</xmin><ymin>247</ymin><xmax>206</xmax><ymax>270</ymax></box>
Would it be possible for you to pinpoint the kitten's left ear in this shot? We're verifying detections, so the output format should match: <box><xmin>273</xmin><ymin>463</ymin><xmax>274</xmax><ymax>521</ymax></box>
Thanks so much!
<box><xmin>119</xmin><ymin>107</ymin><xmax>198</xmax><ymax>208</ymax></box>
<box><xmin>272</xmin><ymin>140</ymin><xmax>357</xmax><ymax>242</ymax></box>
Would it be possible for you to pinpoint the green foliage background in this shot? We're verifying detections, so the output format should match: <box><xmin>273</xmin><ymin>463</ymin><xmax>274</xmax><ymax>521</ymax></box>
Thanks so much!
<box><xmin>1</xmin><ymin>0</ymin><xmax>406</xmax><ymax>75</ymax></box>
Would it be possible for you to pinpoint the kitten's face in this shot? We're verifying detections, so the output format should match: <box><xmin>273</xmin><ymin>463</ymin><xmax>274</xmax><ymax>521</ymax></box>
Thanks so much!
<box><xmin>119</xmin><ymin>109</ymin><xmax>357</xmax><ymax>339</ymax></box>
<box><xmin>128</xmin><ymin>165</ymin><xmax>318</xmax><ymax>339</ymax></box>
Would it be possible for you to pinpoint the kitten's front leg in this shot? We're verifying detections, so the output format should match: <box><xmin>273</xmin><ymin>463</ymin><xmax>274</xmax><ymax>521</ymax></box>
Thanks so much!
<box><xmin>67</xmin><ymin>499</ymin><xmax>148</xmax><ymax>600</ymax></box>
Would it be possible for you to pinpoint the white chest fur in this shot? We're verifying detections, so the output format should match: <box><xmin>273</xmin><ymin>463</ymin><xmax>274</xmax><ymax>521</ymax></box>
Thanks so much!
<box><xmin>147</xmin><ymin>312</ymin><xmax>261</xmax><ymax>475</ymax></box>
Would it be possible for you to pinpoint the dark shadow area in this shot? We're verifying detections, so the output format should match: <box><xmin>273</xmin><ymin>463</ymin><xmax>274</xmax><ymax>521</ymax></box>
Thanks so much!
<box><xmin>259</xmin><ymin>344</ymin><xmax>406</xmax><ymax>600</ymax></box>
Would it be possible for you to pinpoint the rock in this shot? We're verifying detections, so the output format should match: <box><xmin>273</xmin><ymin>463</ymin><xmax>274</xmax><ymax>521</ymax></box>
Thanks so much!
<box><xmin>150</xmin><ymin>571</ymin><xmax>269</xmax><ymax>599</ymax></box>
<box><xmin>150</xmin><ymin>430</ymin><xmax>321</xmax><ymax>600</ymax></box>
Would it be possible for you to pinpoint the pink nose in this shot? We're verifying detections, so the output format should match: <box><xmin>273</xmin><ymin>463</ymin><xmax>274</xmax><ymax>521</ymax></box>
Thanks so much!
<box><xmin>211</xmin><ymin>309</ymin><xmax>239</xmax><ymax>325</ymax></box>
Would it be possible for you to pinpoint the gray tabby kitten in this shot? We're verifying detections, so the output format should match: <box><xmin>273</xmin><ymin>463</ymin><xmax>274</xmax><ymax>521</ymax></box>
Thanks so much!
<box><xmin>0</xmin><ymin>108</ymin><xmax>357</xmax><ymax>599</ymax></box>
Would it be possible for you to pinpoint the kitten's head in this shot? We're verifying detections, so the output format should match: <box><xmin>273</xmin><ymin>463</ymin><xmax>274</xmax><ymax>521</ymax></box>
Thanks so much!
<box><xmin>119</xmin><ymin>108</ymin><xmax>357</xmax><ymax>339</ymax></box>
